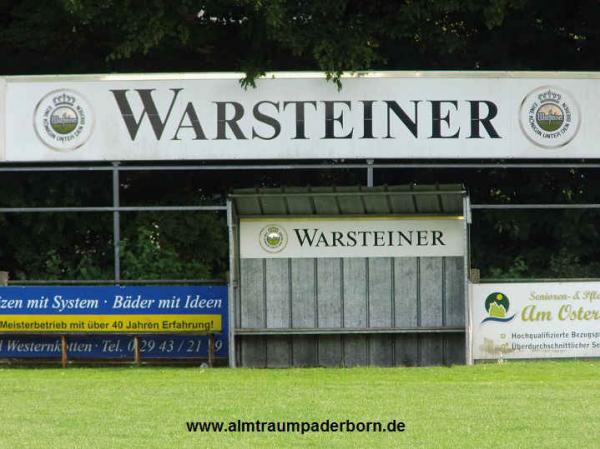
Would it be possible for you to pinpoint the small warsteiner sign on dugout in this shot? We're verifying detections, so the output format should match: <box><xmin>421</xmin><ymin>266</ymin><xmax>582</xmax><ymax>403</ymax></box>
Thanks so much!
<box><xmin>239</xmin><ymin>216</ymin><xmax>466</xmax><ymax>259</ymax></box>
<box><xmin>470</xmin><ymin>282</ymin><xmax>600</xmax><ymax>360</ymax></box>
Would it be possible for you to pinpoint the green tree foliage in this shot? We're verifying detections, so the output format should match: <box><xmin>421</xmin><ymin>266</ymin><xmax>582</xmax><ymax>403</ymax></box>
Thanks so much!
<box><xmin>119</xmin><ymin>212</ymin><xmax>228</xmax><ymax>280</ymax></box>
<box><xmin>0</xmin><ymin>172</ymin><xmax>113</xmax><ymax>280</ymax></box>
<box><xmin>1</xmin><ymin>1</ymin><xmax>598</xmax><ymax>81</ymax></box>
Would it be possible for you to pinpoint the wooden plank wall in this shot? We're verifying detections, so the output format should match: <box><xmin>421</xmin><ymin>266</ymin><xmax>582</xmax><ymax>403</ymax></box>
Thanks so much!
<box><xmin>237</xmin><ymin>255</ymin><xmax>465</xmax><ymax>367</ymax></box>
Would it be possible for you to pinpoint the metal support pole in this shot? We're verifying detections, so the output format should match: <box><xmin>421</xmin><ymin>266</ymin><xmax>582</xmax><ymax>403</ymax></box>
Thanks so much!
<box><xmin>133</xmin><ymin>336</ymin><xmax>141</xmax><ymax>366</ymax></box>
<box><xmin>208</xmin><ymin>334</ymin><xmax>215</xmax><ymax>368</ymax></box>
<box><xmin>226</xmin><ymin>199</ymin><xmax>237</xmax><ymax>368</ymax></box>
<box><xmin>112</xmin><ymin>162</ymin><xmax>121</xmax><ymax>283</ymax></box>
<box><xmin>366</xmin><ymin>159</ymin><xmax>374</xmax><ymax>187</ymax></box>
<box><xmin>60</xmin><ymin>335</ymin><xmax>68</xmax><ymax>368</ymax></box>
<box><xmin>463</xmin><ymin>196</ymin><xmax>474</xmax><ymax>366</ymax></box>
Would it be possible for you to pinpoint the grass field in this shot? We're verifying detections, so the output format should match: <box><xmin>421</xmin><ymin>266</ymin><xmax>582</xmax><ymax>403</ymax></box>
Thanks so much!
<box><xmin>0</xmin><ymin>361</ymin><xmax>598</xmax><ymax>449</ymax></box>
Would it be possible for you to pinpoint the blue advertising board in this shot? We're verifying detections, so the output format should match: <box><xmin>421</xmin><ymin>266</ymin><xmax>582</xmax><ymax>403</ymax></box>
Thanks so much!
<box><xmin>0</xmin><ymin>285</ymin><xmax>228</xmax><ymax>359</ymax></box>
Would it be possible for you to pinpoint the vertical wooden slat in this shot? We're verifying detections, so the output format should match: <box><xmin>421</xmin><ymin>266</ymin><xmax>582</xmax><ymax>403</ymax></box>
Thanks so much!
<box><xmin>265</xmin><ymin>259</ymin><xmax>290</xmax><ymax>328</ymax></box>
<box><xmin>240</xmin><ymin>336</ymin><xmax>267</xmax><ymax>367</ymax></box>
<box><xmin>239</xmin><ymin>259</ymin><xmax>266</xmax><ymax>367</ymax></box>
<box><xmin>444</xmin><ymin>257</ymin><xmax>466</xmax><ymax>327</ymax></box>
<box><xmin>394</xmin><ymin>335</ymin><xmax>419</xmax><ymax>366</ymax></box>
<box><xmin>369</xmin><ymin>258</ymin><xmax>393</xmax><ymax>365</ymax></box>
<box><xmin>419</xmin><ymin>257</ymin><xmax>445</xmax><ymax>365</ymax></box>
<box><xmin>342</xmin><ymin>258</ymin><xmax>368</xmax><ymax>366</ymax></box>
<box><xmin>369</xmin><ymin>335</ymin><xmax>394</xmax><ymax>366</ymax></box>
<box><xmin>445</xmin><ymin>334</ymin><xmax>467</xmax><ymax>365</ymax></box>
<box><xmin>265</xmin><ymin>259</ymin><xmax>291</xmax><ymax>366</ymax></box>
<box><xmin>291</xmin><ymin>336</ymin><xmax>317</xmax><ymax>367</ymax></box>
<box><xmin>291</xmin><ymin>259</ymin><xmax>317</xmax><ymax>366</ymax></box>
<box><xmin>291</xmin><ymin>259</ymin><xmax>316</xmax><ymax>328</ymax></box>
<box><xmin>240</xmin><ymin>259</ymin><xmax>266</xmax><ymax>328</ymax></box>
<box><xmin>266</xmin><ymin>336</ymin><xmax>291</xmax><ymax>368</ymax></box>
<box><xmin>316</xmin><ymin>259</ymin><xmax>343</xmax><ymax>365</ymax></box>
<box><xmin>419</xmin><ymin>335</ymin><xmax>444</xmax><ymax>366</ymax></box>
<box><xmin>419</xmin><ymin>257</ymin><xmax>444</xmax><ymax>327</ymax></box>
<box><xmin>344</xmin><ymin>335</ymin><xmax>368</xmax><ymax>367</ymax></box>
<box><xmin>394</xmin><ymin>258</ymin><xmax>418</xmax><ymax>327</ymax></box>
<box><xmin>317</xmin><ymin>336</ymin><xmax>343</xmax><ymax>367</ymax></box>
<box><xmin>368</xmin><ymin>258</ymin><xmax>393</xmax><ymax>327</ymax></box>
<box><xmin>317</xmin><ymin>258</ymin><xmax>343</xmax><ymax>328</ymax></box>
<box><xmin>343</xmin><ymin>258</ymin><xmax>367</xmax><ymax>328</ymax></box>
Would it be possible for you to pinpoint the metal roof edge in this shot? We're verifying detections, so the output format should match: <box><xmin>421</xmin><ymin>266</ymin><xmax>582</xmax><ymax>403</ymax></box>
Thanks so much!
<box><xmin>230</xmin><ymin>184</ymin><xmax>466</xmax><ymax>198</ymax></box>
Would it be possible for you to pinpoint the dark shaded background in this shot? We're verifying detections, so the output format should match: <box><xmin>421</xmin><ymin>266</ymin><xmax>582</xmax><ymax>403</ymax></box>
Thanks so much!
<box><xmin>0</xmin><ymin>0</ymin><xmax>599</xmax><ymax>280</ymax></box>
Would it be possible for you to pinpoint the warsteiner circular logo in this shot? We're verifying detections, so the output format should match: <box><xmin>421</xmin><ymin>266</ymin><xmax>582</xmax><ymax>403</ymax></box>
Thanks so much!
<box><xmin>259</xmin><ymin>225</ymin><xmax>288</xmax><ymax>253</ymax></box>
<box><xmin>34</xmin><ymin>89</ymin><xmax>94</xmax><ymax>151</ymax></box>
<box><xmin>519</xmin><ymin>86</ymin><xmax>580</xmax><ymax>148</ymax></box>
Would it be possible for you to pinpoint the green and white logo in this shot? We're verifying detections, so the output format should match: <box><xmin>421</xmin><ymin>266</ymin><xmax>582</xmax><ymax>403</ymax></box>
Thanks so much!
<box><xmin>482</xmin><ymin>292</ymin><xmax>515</xmax><ymax>323</ymax></box>
<box><xmin>259</xmin><ymin>225</ymin><xmax>288</xmax><ymax>253</ymax></box>
<box><xmin>520</xmin><ymin>86</ymin><xmax>580</xmax><ymax>148</ymax></box>
<box><xmin>34</xmin><ymin>89</ymin><xmax>94</xmax><ymax>151</ymax></box>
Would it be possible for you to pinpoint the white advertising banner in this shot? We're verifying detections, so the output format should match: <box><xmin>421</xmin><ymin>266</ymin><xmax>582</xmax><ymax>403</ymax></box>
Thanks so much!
<box><xmin>3</xmin><ymin>72</ymin><xmax>600</xmax><ymax>161</ymax></box>
<box><xmin>470</xmin><ymin>282</ymin><xmax>600</xmax><ymax>360</ymax></box>
<box><xmin>239</xmin><ymin>216</ymin><xmax>465</xmax><ymax>259</ymax></box>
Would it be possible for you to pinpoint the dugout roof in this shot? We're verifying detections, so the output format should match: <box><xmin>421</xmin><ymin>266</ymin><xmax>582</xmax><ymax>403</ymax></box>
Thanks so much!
<box><xmin>230</xmin><ymin>184</ymin><xmax>467</xmax><ymax>216</ymax></box>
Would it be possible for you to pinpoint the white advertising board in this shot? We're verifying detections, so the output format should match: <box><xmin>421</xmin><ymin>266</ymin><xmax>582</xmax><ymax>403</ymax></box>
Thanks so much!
<box><xmin>2</xmin><ymin>72</ymin><xmax>600</xmax><ymax>161</ymax></box>
<box><xmin>470</xmin><ymin>282</ymin><xmax>600</xmax><ymax>360</ymax></box>
<box><xmin>239</xmin><ymin>216</ymin><xmax>465</xmax><ymax>259</ymax></box>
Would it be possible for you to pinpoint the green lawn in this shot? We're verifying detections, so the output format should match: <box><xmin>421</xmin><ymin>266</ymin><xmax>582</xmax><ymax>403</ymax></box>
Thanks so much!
<box><xmin>0</xmin><ymin>361</ymin><xmax>598</xmax><ymax>449</ymax></box>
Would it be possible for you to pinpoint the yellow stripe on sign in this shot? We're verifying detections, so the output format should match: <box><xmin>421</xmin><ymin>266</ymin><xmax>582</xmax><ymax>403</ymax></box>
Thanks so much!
<box><xmin>0</xmin><ymin>315</ymin><xmax>222</xmax><ymax>333</ymax></box>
